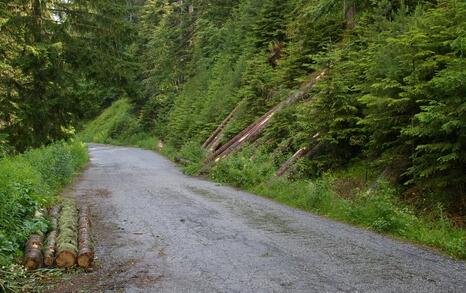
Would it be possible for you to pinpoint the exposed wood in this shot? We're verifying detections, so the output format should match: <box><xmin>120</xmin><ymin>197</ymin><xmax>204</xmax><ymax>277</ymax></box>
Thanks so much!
<box><xmin>24</xmin><ymin>234</ymin><xmax>44</xmax><ymax>270</ymax></box>
<box><xmin>286</xmin><ymin>142</ymin><xmax>326</xmax><ymax>177</ymax></box>
<box><xmin>203</xmin><ymin>103</ymin><xmax>241</xmax><ymax>151</ymax></box>
<box><xmin>43</xmin><ymin>230</ymin><xmax>57</xmax><ymax>267</ymax></box>
<box><xmin>77</xmin><ymin>206</ymin><xmax>94</xmax><ymax>268</ymax></box>
<box><xmin>276</xmin><ymin>133</ymin><xmax>322</xmax><ymax>177</ymax></box>
<box><xmin>56</xmin><ymin>201</ymin><xmax>78</xmax><ymax>268</ymax></box>
<box><xmin>43</xmin><ymin>206</ymin><xmax>61</xmax><ymax>267</ymax></box>
<box><xmin>209</xmin><ymin>104</ymin><xmax>281</xmax><ymax>161</ymax></box>
<box><xmin>276</xmin><ymin>147</ymin><xmax>311</xmax><ymax>177</ymax></box>
<box><xmin>206</xmin><ymin>69</ymin><xmax>328</xmax><ymax>163</ymax></box>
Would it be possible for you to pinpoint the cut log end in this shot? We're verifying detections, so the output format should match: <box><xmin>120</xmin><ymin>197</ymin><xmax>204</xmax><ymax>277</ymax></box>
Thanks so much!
<box><xmin>24</xmin><ymin>249</ymin><xmax>43</xmax><ymax>270</ymax></box>
<box><xmin>24</xmin><ymin>234</ymin><xmax>44</xmax><ymax>270</ymax></box>
<box><xmin>77</xmin><ymin>253</ymin><xmax>93</xmax><ymax>268</ymax></box>
<box><xmin>56</xmin><ymin>250</ymin><xmax>76</xmax><ymax>268</ymax></box>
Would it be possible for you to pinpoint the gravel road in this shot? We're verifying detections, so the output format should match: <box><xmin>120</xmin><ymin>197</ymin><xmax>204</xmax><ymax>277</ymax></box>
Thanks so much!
<box><xmin>59</xmin><ymin>144</ymin><xmax>466</xmax><ymax>292</ymax></box>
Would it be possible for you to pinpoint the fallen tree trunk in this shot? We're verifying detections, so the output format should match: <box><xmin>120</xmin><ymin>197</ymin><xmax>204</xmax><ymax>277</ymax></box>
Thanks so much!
<box><xmin>77</xmin><ymin>206</ymin><xmax>94</xmax><ymax>268</ymax></box>
<box><xmin>206</xmin><ymin>69</ymin><xmax>328</xmax><ymax>163</ymax></box>
<box><xmin>285</xmin><ymin>142</ymin><xmax>326</xmax><ymax>178</ymax></box>
<box><xmin>206</xmin><ymin>104</ymin><xmax>282</xmax><ymax>162</ymax></box>
<box><xmin>43</xmin><ymin>206</ymin><xmax>61</xmax><ymax>267</ymax></box>
<box><xmin>56</xmin><ymin>201</ymin><xmax>78</xmax><ymax>268</ymax></box>
<box><xmin>24</xmin><ymin>234</ymin><xmax>44</xmax><ymax>270</ymax></box>
<box><xmin>276</xmin><ymin>133</ymin><xmax>321</xmax><ymax>177</ymax></box>
<box><xmin>276</xmin><ymin>147</ymin><xmax>310</xmax><ymax>177</ymax></box>
<box><xmin>203</xmin><ymin>104</ymin><xmax>241</xmax><ymax>151</ymax></box>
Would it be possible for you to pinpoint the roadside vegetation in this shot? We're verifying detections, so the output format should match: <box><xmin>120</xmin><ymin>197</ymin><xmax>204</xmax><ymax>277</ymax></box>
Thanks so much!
<box><xmin>0</xmin><ymin>141</ymin><xmax>88</xmax><ymax>291</ymax></box>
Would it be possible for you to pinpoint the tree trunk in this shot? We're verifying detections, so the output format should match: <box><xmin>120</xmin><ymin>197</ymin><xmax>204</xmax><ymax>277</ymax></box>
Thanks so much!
<box><xmin>203</xmin><ymin>104</ymin><xmax>241</xmax><ymax>151</ymax></box>
<box><xmin>276</xmin><ymin>147</ymin><xmax>310</xmax><ymax>177</ymax></box>
<box><xmin>77</xmin><ymin>206</ymin><xmax>94</xmax><ymax>268</ymax></box>
<box><xmin>344</xmin><ymin>0</ymin><xmax>356</xmax><ymax>29</ymax></box>
<box><xmin>206</xmin><ymin>69</ymin><xmax>327</xmax><ymax>163</ymax></box>
<box><xmin>56</xmin><ymin>201</ymin><xmax>78</xmax><ymax>268</ymax></box>
<box><xmin>24</xmin><ymin>234</ymin><xmax>44</xmax><ymax>270</ymax></box>
<box><xmin>43</xmin><ymin>206</ymin><xmax>61</xmax><ymax>266</ymax></box>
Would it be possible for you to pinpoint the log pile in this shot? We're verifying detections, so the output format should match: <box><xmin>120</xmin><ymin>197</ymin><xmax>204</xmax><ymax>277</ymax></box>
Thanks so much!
<box><xmin>23</xmin><ymin>201</ymin><xmax>95</xmax><ymax>270</ymax></box>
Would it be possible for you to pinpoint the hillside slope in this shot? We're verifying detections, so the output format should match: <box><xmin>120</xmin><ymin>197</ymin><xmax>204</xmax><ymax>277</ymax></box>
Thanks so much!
<box><xmin>82</xmin><ymin>0</ymin><xmax>466</xmax><ymax>257</ymax></box>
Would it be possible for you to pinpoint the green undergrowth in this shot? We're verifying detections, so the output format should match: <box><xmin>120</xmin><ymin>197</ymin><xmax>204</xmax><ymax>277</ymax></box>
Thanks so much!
<box><xmin>1</xmin><ymin>141</ymin><xmax>87</xmax><ymax>292</ymax></box>
<box><xmin>0</xmin><ymin>140</ymin><xmax>88</xmax><ymax>268</ymax></box>
<box><xmin>79</xmin><ymin>99</ymin><xmax>177</xmax><ymax>157</ymax></box>
<box><xmin>209</xmin><ymin>146</ymin><xmax>466</xmax><ymax>259</ymax></box>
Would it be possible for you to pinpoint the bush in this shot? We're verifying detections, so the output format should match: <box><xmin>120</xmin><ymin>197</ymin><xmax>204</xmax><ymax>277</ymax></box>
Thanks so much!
<box><xmin>0</xmin><ymin>141</ymin><xmax>87</xmax><ymax>266</ymax></box>
<box><xmin>178</xmin><ymin>142</ymin><xmax>207</xmax><ymax>175</ymax></box>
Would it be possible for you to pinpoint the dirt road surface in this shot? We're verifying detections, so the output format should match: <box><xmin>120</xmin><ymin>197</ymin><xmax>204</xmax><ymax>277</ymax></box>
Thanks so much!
<box><xmin>56</xmin><ymin>144</ymin><xmax>466</xmax><ymax>292</ymax></box>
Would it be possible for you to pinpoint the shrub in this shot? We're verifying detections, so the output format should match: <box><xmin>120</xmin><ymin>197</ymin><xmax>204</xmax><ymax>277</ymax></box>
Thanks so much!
<box><xmin>178</xmin><ymin>142</ymin><xmax>207</xmax><ymax>175</ymax></box>
<box><xmin>210</xmin><ymin>147</ymin><xmax>275</xmax><ymax>188</ymax></box>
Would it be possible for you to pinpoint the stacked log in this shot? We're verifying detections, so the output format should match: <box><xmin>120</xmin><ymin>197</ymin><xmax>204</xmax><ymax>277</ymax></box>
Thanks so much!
<box><xmin>43</xmin><ymin>206</ymin><xmax>61</xmax><ymax>266</ymax></box>
<box><xmin>23</xmin><ymin>202</ymin><xmax>95</xmax><ymax>271</ymax></box>
<box><xmin>56</xmin><ymin>201</ymin><xmax>78</xmax><ymax>268</ymax></box>
<box><xmin>23</xmin><ymin>234</ymin><xmax>44</xmax><ymax>270</ymax></box>
<box><xmin>23</xmin><ymin>210</ymin><xmax>46</xmax><ymax>270</ymax></box>
<box><xmin>77</xmin><ymin>206</ymin><xmax>94</xmax><ymax>268</ymax></box>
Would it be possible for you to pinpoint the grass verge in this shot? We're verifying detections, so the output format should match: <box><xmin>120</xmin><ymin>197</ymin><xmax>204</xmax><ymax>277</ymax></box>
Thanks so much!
<box><xmin>210</xmin><ymin>147</ymin><xmax>466</xmax><ymax>259</ymax></box>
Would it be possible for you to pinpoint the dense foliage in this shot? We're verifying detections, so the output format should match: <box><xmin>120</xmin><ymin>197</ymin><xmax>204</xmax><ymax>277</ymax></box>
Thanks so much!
<box><xmin>0</xmin><ymin>0</ymin><xmax>139</xmax><ymax>153</ymax></box>
<box><xmin>0</xmin><ymin>141</ymin><xmax>87</xmax><ymax>266</ymax></box>
<box><xmin>128</xmin><ymin>0</ymin><xmax>465</xmax><ymax>213</ymax></box>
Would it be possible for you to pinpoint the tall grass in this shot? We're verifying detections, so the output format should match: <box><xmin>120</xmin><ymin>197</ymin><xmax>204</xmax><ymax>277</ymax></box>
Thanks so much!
<box><xmin>0</xmin><ymin>141</ymin><xmax>88</xmax><ymax>266</ymax></box>
<box><xmin>79</xmin><ymin>99</ymin><xmax>162</xmax><ymax>151</ymax></box>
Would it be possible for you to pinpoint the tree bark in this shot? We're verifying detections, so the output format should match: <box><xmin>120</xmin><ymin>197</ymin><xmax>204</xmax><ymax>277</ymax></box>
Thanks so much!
<box><xmin>43</xmin><ymin>206</ymin><xmax>61</xmax><ymax>266</ymax></box>
<box><xmin>24</xmin><ymin>234</ymin><xmax>44</xmax><ymax>270</ymax></box>
<box><xmin>276</xmin><ymin>147</ymin><xmax>310</xmax><ymax>177</ymax></box>
<box><xmin>206</xmin><ymin>69</ymin><xmax>327</xmax><ymax>163</ymax></box>
<box><xmin>56</xmin><ymin>201</ymin><xmax>78</xmax><ymax>268</ymax></box>
<box><xmin>203</xmin><ymin>104</ymin><xmax>241</xmax><ymax>151</ymax></box>
<box><xmin>77</xmin><ymin>206</ymin><xmax>94</xmax><ymax>268</ymax></box>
